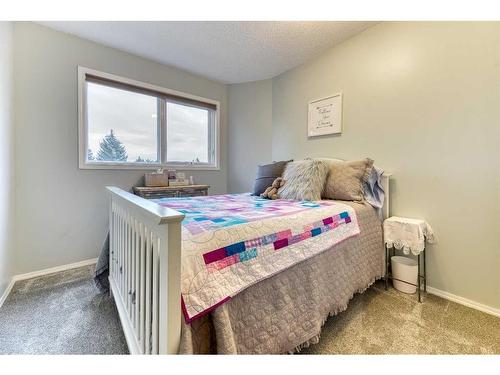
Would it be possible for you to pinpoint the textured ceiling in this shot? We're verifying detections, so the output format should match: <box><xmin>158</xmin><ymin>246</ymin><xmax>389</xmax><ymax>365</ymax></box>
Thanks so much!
<box><xmin>38</xmin><ymin>21</ymin><xmax>377</xmax><ymax>84</ymax></box>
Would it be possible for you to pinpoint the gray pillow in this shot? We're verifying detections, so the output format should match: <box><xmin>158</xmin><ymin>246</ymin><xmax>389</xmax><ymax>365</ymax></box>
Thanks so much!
<box><xmin>252</xmin><ymin>160</ymin><xmax>290</xmax><ymax>196</ymax></box>
<box><xmin>322</xmin><ymin>158</ymin><xmax>374</xmax><ymax>201</ymax></box>
<box><xmin>278</xmin><ymin>159</ymin><xmax>329</xmax><ymax>201</ymax></box>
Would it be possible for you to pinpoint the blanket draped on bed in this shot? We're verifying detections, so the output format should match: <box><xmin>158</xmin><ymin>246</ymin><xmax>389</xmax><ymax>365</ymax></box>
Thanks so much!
<box><xmin>154</xmin><ymin>194</ymin><xmax>360</xmax><ymax>323</ymax></box>
<box><xmin>94</xmin><ymin>233</ymin><xmax>110</xmax><ymax>292</ymax></box>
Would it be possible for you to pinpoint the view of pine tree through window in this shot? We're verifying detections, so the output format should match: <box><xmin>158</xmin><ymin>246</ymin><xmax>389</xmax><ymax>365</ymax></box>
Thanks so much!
<box><xmin>87</xmin><ymin>82</ymin><xmax>159</xmax><ymax>163</ymax></box>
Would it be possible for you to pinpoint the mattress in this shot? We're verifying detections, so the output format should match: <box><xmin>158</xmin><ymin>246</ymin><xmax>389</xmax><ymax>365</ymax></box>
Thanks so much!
<box><xmin>178</xmin><ymin>201</ymin><xmax>384</xmax><ymax>354</ymax></box>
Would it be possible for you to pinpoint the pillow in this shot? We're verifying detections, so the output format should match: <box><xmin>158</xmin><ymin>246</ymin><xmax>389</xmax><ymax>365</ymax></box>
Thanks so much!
<box><xmin>252</xmin><ymin>160</ymin><xmax>290</xmax><ymax>196</ymax></box>
<box><xmin>315</xmin><ymin>157</ymin><xmax>344</xmax><ymax>164</ymax></box>
<box><xmin>323</xmin><ymin>158</ymin><xmax>374</xmax><ymax>201</ymax></box>
<box><xmin>364</xmin><ymin>165</ymin><xmax>385</xmax><ymax>209</ymax></box>
<box><xmin>278</xmin><ymin>159</ymin><xmax>329</xmax><ymax>201</ymax></box>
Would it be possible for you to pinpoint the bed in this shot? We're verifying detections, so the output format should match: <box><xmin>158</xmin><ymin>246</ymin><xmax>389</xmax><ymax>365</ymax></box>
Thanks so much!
<box><xmin>106</xmin><ymin>174</ymin><xmax>390</xmax><ymax>354</ymax></box>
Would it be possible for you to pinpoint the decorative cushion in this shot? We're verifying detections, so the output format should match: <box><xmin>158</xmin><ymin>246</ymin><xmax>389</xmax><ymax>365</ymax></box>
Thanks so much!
<box><xmin>278</xmin><ymin>159</ymin><xmax>329</xmax><ymax>201</ymax></box>
<box><xmin>252</xmin><ymin>160</ymin><xmax>290</xmax><ymax>196</ymax></box>
<box><xmin>364</xmin><ymin>165</ymin><xmax>385</xmax><ymax>211</ymax></box>
<box><xmin>322</xmin><ymin>158</ymin><xmax>374</xmax><ymax>201</ymax></box>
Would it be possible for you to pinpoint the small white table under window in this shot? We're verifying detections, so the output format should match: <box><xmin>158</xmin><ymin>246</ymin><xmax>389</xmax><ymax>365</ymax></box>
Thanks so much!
<box><xmin>383</xmin><ymin>216</ymin><xmax>435</xmax><ymax>302</ymax></box>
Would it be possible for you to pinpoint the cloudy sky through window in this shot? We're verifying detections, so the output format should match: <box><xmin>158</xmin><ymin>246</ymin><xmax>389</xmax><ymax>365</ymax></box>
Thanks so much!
<box><xmin>167</xmin><ymin>102</ymin><xmax>208</xmax><ymax>163</ymax></box>
<box><xmin>87</xmin><ymin>82</ymin><xmax>209</xmax><ymax>163</ymax></box>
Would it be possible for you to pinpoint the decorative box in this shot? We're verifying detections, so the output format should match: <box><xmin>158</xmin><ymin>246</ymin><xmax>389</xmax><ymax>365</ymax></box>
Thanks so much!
<box><xmin>144</xmin><ymin>171</ymin><xmax>169</xmax><ymax>187</ymax></box>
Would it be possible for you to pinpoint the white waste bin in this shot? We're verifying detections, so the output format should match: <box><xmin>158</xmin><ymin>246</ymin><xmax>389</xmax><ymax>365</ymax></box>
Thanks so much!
<box><xmin>391</xmin><ymin>256</ymin><xmax>418</xmax><ymax>294</ymax></box>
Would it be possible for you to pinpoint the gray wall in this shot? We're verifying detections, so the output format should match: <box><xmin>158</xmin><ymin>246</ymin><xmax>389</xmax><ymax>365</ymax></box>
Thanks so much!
<box><xmin>0</xmin><ymin>22</ymin><xmax>15</xmax><ymax>295</ymax></box>
<box><xmin>271</xmin><ymin>22</ymin><xmax>500</xmax><ymax>309</ymax></box>
<box><xmin>13</xmin><ymin>22</ymin><xmax>228</xmax><ymax>274</ymax></box>
<box><xmin>228</xmin><ymin>79</ymin><xmax>272</xmax><ymax>193</ymax></box>
<box><xmin>228</xmin><ymin>22</ymin><xmax>500</xmax><ymax>310</ymax></box>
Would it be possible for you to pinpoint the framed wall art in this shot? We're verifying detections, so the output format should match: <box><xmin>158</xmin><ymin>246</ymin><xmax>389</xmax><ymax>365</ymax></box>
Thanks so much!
<box><xmin>308</xmin><ymin>93</ymin><xmax>342</xmax><ymax>137</ymax></box>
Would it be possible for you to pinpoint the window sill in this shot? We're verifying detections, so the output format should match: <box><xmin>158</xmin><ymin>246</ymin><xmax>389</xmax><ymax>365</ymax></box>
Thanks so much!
<box><xmin>79</xmin><ymin>162</ymin><xmax>220</xmax><ymax>171</ymax></box>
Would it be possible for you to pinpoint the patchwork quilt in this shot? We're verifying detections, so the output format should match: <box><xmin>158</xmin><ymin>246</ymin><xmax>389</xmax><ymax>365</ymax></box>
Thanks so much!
<box><xmin>154</xmin><ymin>194</ymin><xmax>361</xmax><ymax>323</ymax></box>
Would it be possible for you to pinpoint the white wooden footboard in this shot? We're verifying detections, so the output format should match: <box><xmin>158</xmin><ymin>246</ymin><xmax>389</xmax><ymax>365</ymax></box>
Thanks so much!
<box><xmin>106</xmin><ymin>187</ymin><xmax>185</xmax><ymax>354</ymax></box>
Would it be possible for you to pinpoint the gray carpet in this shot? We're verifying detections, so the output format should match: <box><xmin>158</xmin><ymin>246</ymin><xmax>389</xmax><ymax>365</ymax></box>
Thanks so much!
<box><xmin>302</xmin><ymin>282</ymin><xmax>500</xmax><ymax>354</ymax></box>
<box><xmin>0</xmin><ymin>265</ymin><xmax>128</xmax><ymax>354</ymax></box>
<box><xmin>0</xmin><ymin>266</ymin><xmax>498</xmax><ymax>354</ymax></box>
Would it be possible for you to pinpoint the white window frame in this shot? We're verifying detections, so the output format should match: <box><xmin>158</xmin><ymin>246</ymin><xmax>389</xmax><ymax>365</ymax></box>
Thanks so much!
<box><xmin>78</xmin><ymin>66</ymin><xmax>220</xmax><ymax>170</ymax></box>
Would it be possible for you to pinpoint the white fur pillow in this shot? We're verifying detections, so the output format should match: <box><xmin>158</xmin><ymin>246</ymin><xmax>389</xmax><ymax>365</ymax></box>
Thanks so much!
<box><xmin>278</xmin><ymin>159</ymin><xmax>329</xmax><ymax>201</ymax></box>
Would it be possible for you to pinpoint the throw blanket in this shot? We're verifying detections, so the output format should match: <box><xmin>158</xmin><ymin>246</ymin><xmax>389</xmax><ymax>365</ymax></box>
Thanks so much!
<box><xmin>155</xmin><ymin>194</ymin><xmax>361</xmax><ymax>323</ymax></box>
<box><xmin>94</xmin><ymin>233</ymin><xmax>110</xmax><ymax>292</ymax></box>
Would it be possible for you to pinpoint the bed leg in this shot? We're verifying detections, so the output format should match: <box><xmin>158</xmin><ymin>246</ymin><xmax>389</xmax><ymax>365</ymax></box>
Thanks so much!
<box><xmin>423</xmin><ymin>247</ymin><xmax>427</xmax><ymax>293</ymax></box>
<box><xmin>159</xmin><ymin>221</ymin><xmax>182</xmax><ymax>354</ymax></box>
<box><xmin>417</xmin><ymin>253</ymin><xmax>421</xmax><ymax>303</ymax></box>
<box><xmin>384</xmin><ymin>245</ymin><xmax>389</xmax><ymax>291</ymax></box>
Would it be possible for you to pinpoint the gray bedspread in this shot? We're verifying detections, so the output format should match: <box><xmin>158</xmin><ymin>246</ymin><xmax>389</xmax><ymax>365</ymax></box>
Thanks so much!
<box><xmin>179</xmin><ymin>201</ymin><xmax>384</xmax><ymax>354</ymax></box>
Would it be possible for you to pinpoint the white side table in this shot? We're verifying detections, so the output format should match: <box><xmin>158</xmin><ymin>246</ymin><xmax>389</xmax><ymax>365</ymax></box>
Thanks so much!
<box><xmin>383</xmin><ymin>216</ymin><xmax>435</xmax><ymax>302</ymax></box>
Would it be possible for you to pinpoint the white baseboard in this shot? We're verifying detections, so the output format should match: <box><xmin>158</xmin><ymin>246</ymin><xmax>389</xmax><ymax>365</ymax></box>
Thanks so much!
<box><xmin>0</xmin><ymin>278</ymin><xmax>16</xmax><ymax>309</ymax></box>
<box><xmin>427</xmin><ymin>286</ymin><xmax>500</xmax><ymax>319</ymax></box>
<box><xmin>12</xmin><ymin>258</ymin><xmax>98</xmax><ymax>282</ymax></box>
<box><xmin>0</xmin><ymin>258</ymin><xmax>98</xmax><ymax>309</ymax></box>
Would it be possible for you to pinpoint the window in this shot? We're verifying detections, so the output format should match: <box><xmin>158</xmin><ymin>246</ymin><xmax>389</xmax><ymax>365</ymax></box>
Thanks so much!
<box><xmin>78</xmin><ymin>67</ymin><xmax>219</xmax><ymax>169</ymax></box>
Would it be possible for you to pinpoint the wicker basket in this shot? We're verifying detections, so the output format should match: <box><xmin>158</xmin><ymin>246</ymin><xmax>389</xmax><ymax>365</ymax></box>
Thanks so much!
<box><xmin>145</xmin><ymin>172</ymin><xmax>169</xmax><ymax>187</ymax></box>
